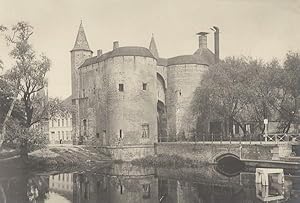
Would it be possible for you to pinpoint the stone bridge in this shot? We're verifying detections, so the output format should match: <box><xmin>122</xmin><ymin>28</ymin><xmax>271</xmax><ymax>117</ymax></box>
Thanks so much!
<box><xmin>154</xmin><ymin>142</ymin><xmax>298</xmax><ymax>168</ymax></box>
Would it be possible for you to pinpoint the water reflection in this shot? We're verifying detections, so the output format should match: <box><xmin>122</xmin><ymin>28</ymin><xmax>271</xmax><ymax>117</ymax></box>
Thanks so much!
<box><xmin>0</xmin><ymin>172</ymin><xmax>49</xmax><ymax>203</ymax></box>
<box><xmin>216</xmin><ymin>156</ymin><xmax>245</xmax><ymax>177</ymax></box>
<box><xmin>0</xmin><ymin>165</ymin><xmax>300</xmax><ymax>203</ymax></box>
<box><xmin>256</xmin><ymin>184</ymin><xmax>284</xmax><ymax>202</ymax></box>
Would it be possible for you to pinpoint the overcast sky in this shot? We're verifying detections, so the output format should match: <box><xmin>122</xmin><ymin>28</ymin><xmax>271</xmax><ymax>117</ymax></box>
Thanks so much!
<box><xmin>0</xmin><ymin>0</ymin><xmax>300</xmax><ymax>99</ymax></box>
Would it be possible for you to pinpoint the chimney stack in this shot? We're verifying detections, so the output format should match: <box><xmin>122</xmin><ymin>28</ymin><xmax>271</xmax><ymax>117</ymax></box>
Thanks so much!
<box><xmin>211</xmin><ymin>26</ymin><xmax>220</xmax><ymax>62</ymax></box>
<box><xmin>196</xmin><ymin>32</ymin><xmax>208</xmax><ymax>49</ymax></box>
<box><xmin>113</xmin><ymin>41</ymin><xmax>119</xmax><ymax>50</ymax></box>
<box><xmin>97</xmin><ymin>49</ymin><xmax>102</xmax><ymax>57</ymax></box>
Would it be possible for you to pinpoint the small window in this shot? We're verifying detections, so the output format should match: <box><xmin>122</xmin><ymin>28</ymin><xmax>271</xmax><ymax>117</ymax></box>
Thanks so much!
<box><xmin>119</xmin><ymin>184</ymin><xmax>123</xmax><ymax>195</ymax></box>
<box><xmin>58</xmin><ymin>119</ymin><xmax>60</xmax><ymax>127</ymax></box>
<box><xmin>142</xmin><ymin>124</ymin><xmax>149</xmax><ymax>138</ymax></box>
<box><xmin>83</xmin><ymin>119</ymin><xmax>87</xmax><ymax>136</ymax></box>
<box><xmin>119</xmin><ymin>84</ymin><xmax>124</xmax><ymax>92</ymax></box>
<box><xmin>51</xmin><ymin>119</ymin><xmax>54</xmax><ymax>127</ymax></box>
<box><xmin>142</xmin><ymin>184</ymin><xmax>151</xmax><ymax>199</ymax></box>
<box><xmin>96</xmin><ymin>133</ymin><xmax>100</xmax><ymax>138</ymax></box>
<box><xmin>142</xmin><ymin>83</ymin><xmax>147</xmax><ymax>90</ymax></box>
<box><xmin>119</xmin><ymin>84</ymin><xmax>124</xmax><ymax>91</ymax></box>
<box><xmin>234</xmin><ymin>124</ymin><xmax>239</xmax><ymax>134</ymax></box>
<box><xmin>62</xmin><ymin>119</ymin><xmax>64</xmax><ymax>127</ymax></box>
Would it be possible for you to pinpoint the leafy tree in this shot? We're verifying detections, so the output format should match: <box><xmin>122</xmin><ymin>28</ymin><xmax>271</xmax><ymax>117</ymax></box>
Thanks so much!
<box><xmin>192</xmin><ymin>56</ymin><xmax>298</xmax><ymax>137</ymax></box>
<box><xmin>245</xmin><ymin>59</ymin><xmax>282</xmax><ymax>133</ymax></box>
<box><xmin>270</xmin><ymin>52</ymin><xmax>300</xmax><ymax>133</ymax></box>
<box><xmin>0</xmin><ymin>22</ymin><xmax>50</xmax><ymax>158</ymax></box>
<box><xmin>192</xmin><ymin>57</ymin><xmax>252</xmax><ymax>136</ymax></box>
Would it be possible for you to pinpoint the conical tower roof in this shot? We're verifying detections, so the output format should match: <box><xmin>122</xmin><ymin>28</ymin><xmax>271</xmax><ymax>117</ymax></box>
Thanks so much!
<box><xmin>72</xmin><ymin>21</ymin><xmax>92</xmax><ymax>52</ymax></box>
<box><xmin>149</xmin><ymin>34</ymin><xmax>159</xmax><ymax>59</ymax></box>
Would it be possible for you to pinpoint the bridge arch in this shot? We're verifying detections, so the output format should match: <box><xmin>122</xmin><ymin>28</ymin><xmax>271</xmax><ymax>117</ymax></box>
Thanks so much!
<box><xmin>215</xmin><ymin>153</ymin><xmax>244</xmax><ymax>177</ymax></box>
<box><xmin>215</xmin><ymin>153</ymin><xmax>240</xmax><ymax>163</ymax></box>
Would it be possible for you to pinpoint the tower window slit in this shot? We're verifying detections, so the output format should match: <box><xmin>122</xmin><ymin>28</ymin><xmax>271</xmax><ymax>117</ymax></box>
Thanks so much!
<box><xmin>119</xmin><ymin>84</ymin><xmax>124</xmax><ymax>92</ymax></box>
<box><xmin>119</xmin><ymin>129</ymin><xmax>123</xmax><ymax>139</ymax></box>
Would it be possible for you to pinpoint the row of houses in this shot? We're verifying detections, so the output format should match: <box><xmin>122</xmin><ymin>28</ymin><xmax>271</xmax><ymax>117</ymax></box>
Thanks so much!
<box><xmin>48</xmin><ymin>96</ymin><xmax>73</xmax><ymax>145</ymax></box>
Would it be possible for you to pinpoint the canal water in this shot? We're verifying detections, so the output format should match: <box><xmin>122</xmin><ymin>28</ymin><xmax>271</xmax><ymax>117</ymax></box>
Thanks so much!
<box><xmin>0</xmin><ymin>163</ymin><xmax>300</xmax><ymax>203</ymax></box>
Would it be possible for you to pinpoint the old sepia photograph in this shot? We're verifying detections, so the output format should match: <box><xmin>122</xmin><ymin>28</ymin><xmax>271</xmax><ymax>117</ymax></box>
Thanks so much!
<box><xmin>0</xmin><ymin>0</ymin><xmax>300</xmax><ymax>202</ymax></box>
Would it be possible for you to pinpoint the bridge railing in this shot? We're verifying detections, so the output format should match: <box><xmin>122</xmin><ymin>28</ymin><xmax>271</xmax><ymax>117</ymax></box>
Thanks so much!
<box><xmin>158</xmin><ymin>133</ymin><xmax>300</xmax><ymax>144</ymax></box>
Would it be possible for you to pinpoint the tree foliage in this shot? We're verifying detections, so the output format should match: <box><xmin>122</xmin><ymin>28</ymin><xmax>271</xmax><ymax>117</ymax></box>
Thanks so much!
<box><xmin>0</xmin><ymin>22</ymin><xmax>50</xmax><ymax>157</ymax></box>
<box><xmin>192</xmin><ymin>54</ymin><xmax>300</xmax><ymax>136</ymax></box>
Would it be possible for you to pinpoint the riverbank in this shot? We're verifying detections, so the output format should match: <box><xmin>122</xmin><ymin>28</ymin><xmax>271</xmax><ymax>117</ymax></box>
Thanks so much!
<box><xmin>131</xmin><ymin>154</ymin><xmax>209</xmax><ymax>168</ymax></box>
<box><xmin>0</xmin><ymin>145</ymin><xmax>112</xmax><ymax>172</ymax></box>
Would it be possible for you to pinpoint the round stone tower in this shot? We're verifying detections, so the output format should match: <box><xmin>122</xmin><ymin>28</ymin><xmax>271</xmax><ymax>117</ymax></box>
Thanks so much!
<box><xmin>70</xmin><ymin>22</ymin><xmax>93</xmax><ymax>144</ymax></box>
<box><xmin>104</xmin><ymin>44</ymin><xmax>158</xmax><ymax>147</ymax></box>
<box><xmin>166</xmin><ymin>32</ymin><xmax>215</xmax><ymax>140</ymax></box>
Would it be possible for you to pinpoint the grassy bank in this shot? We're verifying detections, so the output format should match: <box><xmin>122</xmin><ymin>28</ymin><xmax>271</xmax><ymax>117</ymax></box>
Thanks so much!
<box><xmin>131</xmin><ymin>154</ymin><xmax>209</xmax><ymax>168</ymax></box>
<box><xmin>0</xmin><ymin>145</ymin><xmax>112</xmax><ymax>172</ymax></box>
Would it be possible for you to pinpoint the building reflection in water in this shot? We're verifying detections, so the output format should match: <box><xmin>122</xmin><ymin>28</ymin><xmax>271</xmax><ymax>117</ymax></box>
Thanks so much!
<box><xmin>72</xmin><ymin>165</ymin><xmax>158</xmax><ymax>203</ymax></box>
<box><xmin>1</xmin><ymin>164</ymin><xmax>300</xmax><ymax>203</ymax></box>
<box><xmin>49</xmin><ymin>173</ymin><xmax>73</xmax><ymax>202</ymax></box>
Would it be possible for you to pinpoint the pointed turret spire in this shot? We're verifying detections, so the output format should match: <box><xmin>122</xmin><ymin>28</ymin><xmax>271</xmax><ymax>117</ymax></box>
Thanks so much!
<box><xmin>72</xmin><ymin>21</ymin><xmax>92</xmax><ymax>52</ymax></box>
<box><xmin>149</xmin><ymin>34</ymin><xmax>159</xmax><ymax>59</ymax></box>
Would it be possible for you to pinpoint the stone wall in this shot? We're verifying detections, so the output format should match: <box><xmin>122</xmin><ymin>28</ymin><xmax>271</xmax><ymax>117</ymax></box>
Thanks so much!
<box><xmin>155</xmin><ymin>142</ymin><xmax>293</xmax><ymax>163</ymax></box>
<box><xmin>99</xmin><ymin>144</ymin><xmax>155</xmax><ymax>161</ymax></box>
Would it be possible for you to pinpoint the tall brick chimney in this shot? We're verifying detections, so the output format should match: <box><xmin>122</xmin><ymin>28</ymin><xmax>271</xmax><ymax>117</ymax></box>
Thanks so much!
<box><xmin>211</xmin><ymin>26</ymin><xmax>220</xmax><ymax>62</ymax></box>
<box><xmin>196</xmin><ymin>32</ymin><xmax>208</xmax><ymax>49</ymax></box>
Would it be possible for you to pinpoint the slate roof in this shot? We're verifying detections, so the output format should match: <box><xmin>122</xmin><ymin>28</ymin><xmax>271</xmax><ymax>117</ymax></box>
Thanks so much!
<box><xmin>79</xmin><ymin>46</ymin><xmax>215</xmax><ymax>68</ymax></box>
<box><xmin>72</xmin><ymin>22</ymin><xmax>92</xmax><ymax>52</ymax></box>
<box><xmin>193</xmin><ymin>47</ymin><xmax>216</xmax><ymax>65</ymax></box>
<box><xmin>157</xmin><ymin>58</ymin><xmax>168</xmax><ymax>66</ymax></box>
<box><xmin>149</xmin><ymin>35</ymin><xmax>159</xmax><ymax>59</ymax></box>
<box><xmin>167</xmin><ymin>48</ymin><xmax>215</xmax><ymax>66</ymax></box>
<box><xmin>79</xmin><ymin>46</ymin><xmax>156</xmax><ymax>68</ymax></box>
